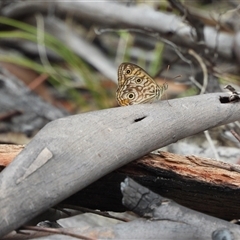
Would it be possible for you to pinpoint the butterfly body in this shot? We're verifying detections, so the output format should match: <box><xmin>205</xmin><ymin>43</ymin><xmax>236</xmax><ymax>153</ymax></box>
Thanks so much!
<box><xmin>116</xmin><ymin>63</ymin><xmax>167</xmax><ymax>106</ymax></box>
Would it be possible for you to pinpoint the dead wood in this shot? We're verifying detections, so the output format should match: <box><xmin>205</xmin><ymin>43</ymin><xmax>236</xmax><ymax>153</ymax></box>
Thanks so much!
<box><xmin>0</xmin><ymin>66</ymin><xmax>68</xmax><ymax>136</ymax></box>
<box><xmin>0</xmin><ymin>92</ymin><xmax>240</xmax><ymax>237</ymax></box>
<box><xmin>43</xmin><ymin>17</ymin><xmax>117</xmax><ymax>82</ymax></box>
<box><xmin>119</xmin><ymin>177</ymin><xmax>240</xmax><ymax>240</ymax></box>
<box><xmin>0</xmin><ymin>144</ymin><xmax>240</xmax><ymax>220</ymax></box>
<box><xmin>0</xmin><ymin>144</ymin><xmax>23</xmax><ymax>169</ymax></box>
<box><xmin>0</xmin><ymin>0</ymin><xmax>237</xmax><ymax>90</ymax></box>
<box><xmin>64</xmin><ymin>151</ymin><xmax>240</xmax><ymax>221</ymax></box>
<box><xmin>0</xmin><ymin>17</ymin><xmax>117</xmax><ymax>83</ymax></box>
<box><xmin>0</xmin><ymin>1</ymin><xmax>235</xmax><ymax>60</ymax></box>
<box><xmin>4</xmin><ymin>177</ymin><xmax>240</xmax><ymax>240</ymax></box>
<box><xmin>3</xmin><ymin>144</ymin><xmax>240</xmax><ymax>221</ymax></box>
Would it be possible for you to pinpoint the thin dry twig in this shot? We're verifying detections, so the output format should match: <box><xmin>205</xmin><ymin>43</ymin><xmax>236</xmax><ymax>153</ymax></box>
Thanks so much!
<box><xmin>28</xmin><ymin>73</ymin><xmax>49</xmax><ymax>90</ymax></box>
<box><xmin>189</xmin><ymin>48</ymin><xmax>220</xmax><ymax>161</ymax></box>
<box><xmin>59</xmin><ymin>204</ymin><xmax>130</xmax><ymax>222</ymax></box>
<box><xmin>95</xmin><ymin>27</ymin><xmax>192</xmax><ymax>65</ymax></box>
<box><xmin>188</xmin><ymin>49</ymin><xmax>208</xmax><ymax>94</ymax></box>
<box><xmin>204</xmin><ymin>130</ymin><xmax>220</xmax><ymax>160</ymax></box>
<box><xmin>230</xmin><ymin>129</ymin><xmax>240</xmax><ymax>143</ymax></box>
<box><xmin>22</xmin><ymin>225</ymin><xmax>96</xmax><ymax>240</ymax></box>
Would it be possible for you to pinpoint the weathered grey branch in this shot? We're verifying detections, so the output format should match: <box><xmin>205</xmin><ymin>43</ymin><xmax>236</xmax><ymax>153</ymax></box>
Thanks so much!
<box><xmin>0</xmin><ymin>92</ymin><xmax>240</xmax><ymax>237</ymax></box>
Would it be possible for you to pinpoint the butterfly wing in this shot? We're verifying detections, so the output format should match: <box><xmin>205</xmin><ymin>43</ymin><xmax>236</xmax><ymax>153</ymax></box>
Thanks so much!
<box><xmin>116</xmin><ymin>63</ymin><xmax>166</xmax><ymax>106</ymax></box>
<box><xmin>117</xmin><ymin>62</ymin><xmax>150</xmax><ymax>86</ymax></box>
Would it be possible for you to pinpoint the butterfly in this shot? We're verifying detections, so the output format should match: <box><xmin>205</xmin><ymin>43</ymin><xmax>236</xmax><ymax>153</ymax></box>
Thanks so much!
<box><xmin>116</xmin><ymin>62</ymin><xmax>168</xmax><ymax>106</ymax></box>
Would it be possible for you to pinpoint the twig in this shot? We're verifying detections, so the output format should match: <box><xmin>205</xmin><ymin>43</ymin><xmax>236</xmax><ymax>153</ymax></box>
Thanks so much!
<box><xmin>204</xmin><ymin>130</ymin><xmax>220</xmax><ymax>161</ymax></box>
<box><xmin>95</xmin><ymin>27</ymin><xmax>192</xmax><ymax>65</ymax></box>
<box><xmin>188</xmin><ymin>48</ymin><xmax>218</xmax><ymax>161</ymax></box>
<box><xmin>115</xmin><ymin>30</ymin><xmax>132</xmax><ymax>66</ymax></box>
<box><xmin>188</xmin><ymin>49</ymin><xmax>208</xmax><ymax>94</ymax></box>
<box><xmin>59</xmin><ymin>204</ymin><xmax>130</xmax><ymax>222</ymax></box>
<box><xmin>22</xmin><ymin>225</ymin><xmax>96</xmax><ymax>240</ymax></box>
<box><xmin>28</xmin><ymin>73</ymin><xmax>49</xmax><ymax>90</ymax></box>
<box><xmin>230</xmin><ymin>129</ymin><xmax>240</xmax><ymax>143</ymax></box>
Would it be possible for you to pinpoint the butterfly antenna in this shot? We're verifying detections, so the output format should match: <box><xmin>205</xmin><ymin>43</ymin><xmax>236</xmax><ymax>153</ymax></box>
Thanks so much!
<box><xmin>163</xmin><ymin>66</ymin><xmax>182</xmax><ymax>106</ymax></box>
<box><xmin>162</xmin><ymin>65</ymin><xmax>171</xmax><ymax>106</ymax></box>
<box><xmin>173</xmin><ymin>75</ymin><xmax>182</xmax><ymax>80</ymax></box>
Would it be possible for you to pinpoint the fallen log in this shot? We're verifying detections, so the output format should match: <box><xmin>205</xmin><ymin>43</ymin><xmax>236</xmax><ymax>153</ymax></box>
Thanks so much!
<box><xmin>2</xmin><ymin>145</ymin><xmax>240</xmax><ymax>220</ymax></box>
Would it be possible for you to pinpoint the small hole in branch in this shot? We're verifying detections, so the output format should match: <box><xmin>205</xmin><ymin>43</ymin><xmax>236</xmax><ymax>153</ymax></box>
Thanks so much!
<box><xmin>219</xmin><ymin>96</ymin><xmax>230</xmax><ymax>103</ymax></box>
<box><xmin>134</xmin><ymin>116</ymin><xmax>146</xmax><ymax>122</ymax></box>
